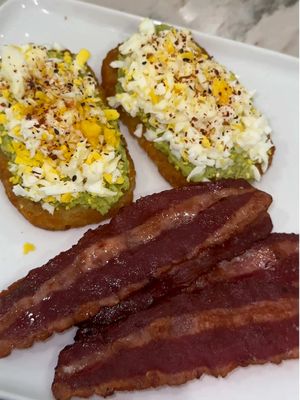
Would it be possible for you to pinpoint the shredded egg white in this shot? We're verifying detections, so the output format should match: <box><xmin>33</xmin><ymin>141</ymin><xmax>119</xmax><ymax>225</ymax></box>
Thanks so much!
<box><xmin>108</xmin><ymin>19</ymin><xmax>274</xmax><ymax>181</ymax></box>
<box><xmin>0</xmin><ymin>44</ymin><xmax>127</xmax><ymax>214</ymax></box>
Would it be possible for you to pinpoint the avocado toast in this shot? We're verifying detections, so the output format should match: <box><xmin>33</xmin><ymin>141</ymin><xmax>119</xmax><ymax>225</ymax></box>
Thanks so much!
<box><xmin>102</xmin><ymin>19</ymin><xmax>274</xmax><ymax>186</ymax></box>
<box><xmin>0</xmin><ymin>44</ymin><xmax>135</xmax><ymax>229</ymax></box>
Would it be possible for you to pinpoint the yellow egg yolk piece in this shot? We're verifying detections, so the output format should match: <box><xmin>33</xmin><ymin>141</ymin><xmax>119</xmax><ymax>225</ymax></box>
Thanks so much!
<box><xmin>23</xmin><ymin>242</ymin><xmax>36</xmax><ymax>255</ymax></box>
<box><xmin>0</xmin><ymin>45</ymin><xmax>127</xmax><ymax>212</ymax></box>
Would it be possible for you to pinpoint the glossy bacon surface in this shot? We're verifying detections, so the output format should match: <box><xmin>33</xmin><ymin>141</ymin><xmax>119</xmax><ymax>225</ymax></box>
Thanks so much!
<box><xmin>0</xmin><ymin>180</ymin><xmax>272</xmax><ymax>357</ymax></box>
<box><xmin>52</xmin><ymin>234</ymin><xmax>299</xmax><ymax>400</ymax></box>
<box><xmin>76</xmin><ymin>212</ymin><xmax>272</xmax><ymax>340</ymax></box>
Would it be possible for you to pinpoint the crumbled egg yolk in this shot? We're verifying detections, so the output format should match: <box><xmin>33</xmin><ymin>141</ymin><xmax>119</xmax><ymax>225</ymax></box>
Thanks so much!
<box><xmin>23</xmin><ymin>242</ymin><xmax>36</xmax><ymax>255</ymax></box>
<box><xmin>0</xmin><ymin>114</ymin><xmax>7</xmax><ymax>124</ymax></box>
<box><xmin>76</xmin><ymin>49</ymin><xmax>91</xmax><ymax>67</ymax></box>
<box><xmin>0</xmin><ymin>44</ymin><xmax>127</xmax><ymax>214</ymax></box>
<box><xmin>109</xmin><ymin>19</ymin><xmax>273</xmax><ymax>181</ymax></box>
<box><xmin>80</xmin><ymin>120</ymin><xmax>102</xmax><ymax>148</ymax></box>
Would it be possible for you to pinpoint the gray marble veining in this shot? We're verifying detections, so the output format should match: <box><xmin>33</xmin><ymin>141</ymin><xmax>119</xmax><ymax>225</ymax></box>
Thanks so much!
<box><xmin>80</xmin><ymin>0</ymin><xmax>299</xmax><ymax>56</ymax></box>
<box><xmin>0</xmin><ymin>0</ymin><xmax>297</xmax><ymax>56</ymax></box>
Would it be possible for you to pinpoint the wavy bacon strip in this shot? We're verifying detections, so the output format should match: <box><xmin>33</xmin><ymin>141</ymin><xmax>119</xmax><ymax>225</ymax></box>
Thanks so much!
<box><xmin>52</xmin><ymin>234</ymin><xmax>299</xmax><ymax>400</ymax></box>
<box><xmin>0</xmin><ymin>180</ymin><xmax>272</xmax><ymax>357</ymax></box>
<box><xmin>76</xmin><ymin>211</ymin><xmax>272</xmax><ymax>340</ymax></box>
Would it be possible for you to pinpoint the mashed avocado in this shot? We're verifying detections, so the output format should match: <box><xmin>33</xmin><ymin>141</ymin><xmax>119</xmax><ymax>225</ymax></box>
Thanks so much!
<box><xmin>115</xmin><ymin>82</ymin><xmax>256</xmax><ymax>182</ymax></box>
<box><xmin>0</xmin><ymin>45</ymin><xmax>131</xmax><ymax>215</ymax></box>
<box><xmin>0</xmin><ymin>126</ymin><xmax>130</xmax><ymax>216</ymax></box>
<box><xmin>155</xmin><ymin>24</ymin><xmax>172</xmax><ymax>33</ymax></box>
<box><xmin>135</xmin><ymin>111</ymin><xmax>257</xmax><ymax>181</ymax></box>
<box><xmin>154</xmin><ymin>141</ymin><xmax>256</xmax><ymax>182</ymax></box>
<box><xmin>59</xmin><ymin>143</ymin><xmax>130</xmax><ymax>215</ymax></box>
<box><xmin>114</xmin><ymin>22</ymin><xmax>271</xmax><ymax>183</ymax></box>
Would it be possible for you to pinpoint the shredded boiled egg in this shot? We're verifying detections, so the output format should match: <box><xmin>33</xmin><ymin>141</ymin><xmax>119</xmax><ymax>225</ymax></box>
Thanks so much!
<box><xmin>108</xmin><ymin>19</ymin><xmax>274</xmax><ymax>181</ymax></box>
<box><xmin>0</xmin><ymin>44</ymin><xmax>127</xmax><ymax>213</ymax></box>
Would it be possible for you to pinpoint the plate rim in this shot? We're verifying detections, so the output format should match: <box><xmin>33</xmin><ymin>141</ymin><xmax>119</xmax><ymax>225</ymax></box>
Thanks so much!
<box><xmin>0</xmin><ymin>1</ymin><xmax>298</xmax><ymax>400</ymax></box>
<box><xmin>0</xmin><ymin>0</ymin><xmax>299</xmax><ymax>65</ymax></box>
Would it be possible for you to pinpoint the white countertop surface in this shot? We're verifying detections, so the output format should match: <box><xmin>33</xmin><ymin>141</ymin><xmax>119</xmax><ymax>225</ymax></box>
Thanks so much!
<box><xmin>0</xmin><ymin>0</ymin><xmax>298</xmax><ymax>56</ymax></box>
<box><xmin>0</xmin><ymin>2</ymin><xmax>298</xmax><ymax>400</ymax></box>
<box><xmin>81</xmin><ymin>0</ymin><xmax>299</xmax><ymax>57</ymax></box>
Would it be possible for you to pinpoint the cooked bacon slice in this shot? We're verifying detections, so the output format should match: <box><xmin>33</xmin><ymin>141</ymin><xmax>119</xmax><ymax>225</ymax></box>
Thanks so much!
<box><xmin>0</xmin><ymin>180</ymin><xmax>272</xmax><ymax>357</ymax></box>
<box><xmin>76</xmin><ymin>212</ymin><xmax>272</xmax><ymax>340</ymax></box>
<box><xmin>52</xmin><ymin>234</ymin><xmax>299</xmax><ymax>400</ymax></box>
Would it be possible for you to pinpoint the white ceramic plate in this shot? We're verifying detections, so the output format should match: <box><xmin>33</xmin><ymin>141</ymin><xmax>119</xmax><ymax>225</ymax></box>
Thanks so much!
<box><xmin>0</xmin><ymin>0</ymin><xmax>298</xmax><ymax>399</ymax></box>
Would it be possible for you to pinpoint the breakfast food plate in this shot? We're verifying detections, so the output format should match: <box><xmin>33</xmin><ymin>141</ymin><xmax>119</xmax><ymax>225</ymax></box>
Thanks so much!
<box><xmin>0</xmin><ymin>0</ymin><xmax>298</xmax><ymax>399</ymax></box>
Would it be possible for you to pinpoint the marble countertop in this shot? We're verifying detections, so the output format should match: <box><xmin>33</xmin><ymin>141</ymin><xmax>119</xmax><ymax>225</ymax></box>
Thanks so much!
<box><xmin>0</xmin><ymin>0</ymin><xmax>298</xmax><ymax>56</ymax></box>
<box><xmin>81</xmin><ymin>0</ymin><xmax>299</xmax><ymax>57</ymax></box>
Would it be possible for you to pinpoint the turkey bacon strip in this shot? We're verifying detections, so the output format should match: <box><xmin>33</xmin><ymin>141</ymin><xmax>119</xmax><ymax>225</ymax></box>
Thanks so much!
<box><xmin>0</xmin><ymin>180</ymin><xmax>271</xmax><ymax>357</ymax></box>
<box><xmin>76</xmin><ymin>211</ymin><xmax>272</xmax><ymax>340</ymax></box>
<box><xmin>52</xmin><ymin>234</ymin><xmax>299</xmax><ymax>400</ymax></box>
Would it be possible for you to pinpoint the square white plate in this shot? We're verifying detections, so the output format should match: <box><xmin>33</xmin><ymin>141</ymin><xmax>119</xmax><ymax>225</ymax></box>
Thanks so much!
<box><xmin>0</xmin><ymin>0</ymin><xmax>298</xmax><ymax>399</ymax></box>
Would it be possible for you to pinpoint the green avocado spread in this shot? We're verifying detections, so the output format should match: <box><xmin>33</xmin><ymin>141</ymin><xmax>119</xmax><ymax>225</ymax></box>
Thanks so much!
<box><xmin>0</xmin><ymin>46</ymin><xmax>131</xmax><ymax>215</ymax></box>
<box><xmin>114</xmin><ymin>23</ymin><xmax>266</xmax><ymax>182</ymax></box>
<box><xmin>153</xmin><ymin>141</ymin><xmax>256</xmax><ymax>181</ymax></box>
<box><xmin>0</xmin><ymin>121</ymin><xmax>131</xmax><ymax>216</ymax></box>
<box><xmin>60</xmin><ymin>143</ymin><xmax>130</xmax><ymax>215</ymax></box>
